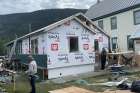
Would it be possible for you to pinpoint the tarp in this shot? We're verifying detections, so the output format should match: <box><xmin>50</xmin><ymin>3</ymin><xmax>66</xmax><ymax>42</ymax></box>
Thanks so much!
<box><xmin>13</xmin><ymin>54</ymin><xmax>47</xmax><ymax>69</ymax></box>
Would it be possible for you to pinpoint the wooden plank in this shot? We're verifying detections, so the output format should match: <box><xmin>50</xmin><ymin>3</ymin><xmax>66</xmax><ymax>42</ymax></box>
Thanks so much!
<box><xmin>108</xmin><ymin>51</ymin><xmax>133</xmax><ymax>55</ymax></box>
<box><xmin>49</xmin><ymin>86</ymin><xmax>96</xmax><ymax>93</ymax></box>
<box><xmin>103</xmin><ymin>90</ymin><xmax>134</xmax><ymax>93</ymax></box>
<box><xmin>4</xmin><ymin>69</ymin><xmax>16</xmax><ymax>74</ymax></box>
<box><xmin>49</xmin><ymin>86</ymin><xmax>135</xmax><ymax>93</ymax></box>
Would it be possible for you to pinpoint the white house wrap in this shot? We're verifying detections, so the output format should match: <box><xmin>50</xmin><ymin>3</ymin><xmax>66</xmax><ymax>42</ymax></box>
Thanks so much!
<box><xmin>6</xmin><ymin>13</ymin><xmax>110</xmax><ymax>79</ymax></box>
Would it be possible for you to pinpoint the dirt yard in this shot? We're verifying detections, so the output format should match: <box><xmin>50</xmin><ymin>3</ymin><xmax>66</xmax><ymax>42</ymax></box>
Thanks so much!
<box><xmin>1</xmin><ymin>71</ymin><xmax>140</xmax><ymax>93</ymax></box>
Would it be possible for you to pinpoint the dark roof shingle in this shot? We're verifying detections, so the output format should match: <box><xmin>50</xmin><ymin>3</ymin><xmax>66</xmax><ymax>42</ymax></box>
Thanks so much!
<box><xmin>85</xmin><ymin>0</ymin><xmax>140</xmax><ymax>20</ymax></box>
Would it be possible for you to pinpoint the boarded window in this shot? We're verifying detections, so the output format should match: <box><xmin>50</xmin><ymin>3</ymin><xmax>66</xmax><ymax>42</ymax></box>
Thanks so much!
<box><xmin>134</xmin><ymin>10</ymin><xmax>140</xmax><ymax>25</ymax></box>
<box><xmin>111</xmin><ymin>17</ymin><xmax>117</xmax><ymax>30</ymax></box>
<box><xmin>98</xmin><ymin>20</ymin><xmax>104</xmax><ymax>29</ymax></box>
<box><xmin>127</xmin><ymin>35</ymin><xmax>134</xmax><ymax>50</ymax></box>
<box><xmin>69</xmin><ymin>37</ymin><xmax>79</xmax><ymax>52</ymax></box>
<box><xmin>111</xmin><ymin>37</ymin><xmax>117</xmax><ymax>50</ymax></box>
<box><xmin>31</xmin><ymin>39</ymin><xmax>38</xmax><ymax>54</ymax></box>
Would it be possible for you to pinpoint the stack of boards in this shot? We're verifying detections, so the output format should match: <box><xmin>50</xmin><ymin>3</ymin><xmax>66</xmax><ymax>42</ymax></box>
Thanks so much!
<box><xmin>49</xmin><ymin>86</ymin><xmax>134</xmax><ymax>93</ymax></box>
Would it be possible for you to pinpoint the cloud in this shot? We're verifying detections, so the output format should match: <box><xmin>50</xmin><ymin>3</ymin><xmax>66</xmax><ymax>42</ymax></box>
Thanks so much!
<box><xmin>0</xmin><ymin>0</ymin><xmax>96</xmax><ymax>15</ymax></box>
<box><xmin>40</xmin><ymin>0</ymin><xmax>96</xmax><ymax>9</ymax></box>
<box><xmin>57</xmin><ymin>0</ymin><xmax>96</xmax><ymax>9</ymax></box>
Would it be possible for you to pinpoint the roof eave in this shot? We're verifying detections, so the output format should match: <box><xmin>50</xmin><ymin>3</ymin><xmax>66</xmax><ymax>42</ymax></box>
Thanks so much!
<box><xmin>80</xmin><ymin>14</ymin><xmax>110</xmax><ymax>37</ymax></box>
<box><xmin>92</xmin><ymin>3</ymin><xmax>140</xmax><ymax>21</ymax></box>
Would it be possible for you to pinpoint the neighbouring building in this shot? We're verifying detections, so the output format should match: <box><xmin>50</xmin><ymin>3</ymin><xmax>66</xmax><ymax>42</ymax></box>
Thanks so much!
<box><xmin>6</xmin><ymin>13</ymin><xmax>109</xmax><ymax>79</ymax></box>
<box><xmin>85</xmin><ymin>0</ymin><xmax>140</xmax><ymax>51</ymax></box>
<box><xmin>131</xmin><ymin>30</ymin><xmax>140</xmax><ymax>52</ymax></box>
<box><xmin>131</xmin><ymin>30</ymin><xmax>140</xmax><ymax>66</ymax></box>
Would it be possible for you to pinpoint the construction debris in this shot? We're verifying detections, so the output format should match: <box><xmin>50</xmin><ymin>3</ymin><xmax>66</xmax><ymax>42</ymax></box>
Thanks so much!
<box><xmin>103</xmin><ymin>90</ymin><xmax>134</xmax><ymax>93</ymax></box>
<box><xmin>0</xmin><ymin>75</ymin><xmax>12</xmax><ymax>84</ymax></box>
<box><xmin>0</xmin><ymin>68</ymin><xmax>17</xmax><ymax>89</ymax></box>
<box><xmin>75</xmin><ymin>78</ymin><xmax>130</xmax><ymax>87</ymax></box>
<box><xmin>87</xmin><ymin>78</ymin><xmax>129</xmax><ymax>87</ymax></box>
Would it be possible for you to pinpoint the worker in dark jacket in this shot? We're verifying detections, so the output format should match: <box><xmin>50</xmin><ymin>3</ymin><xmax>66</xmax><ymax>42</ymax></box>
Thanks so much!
<box><xmin>101</xmin><ymin>48</ymin><xmax>107</xmax><ymax>70</ymax></box>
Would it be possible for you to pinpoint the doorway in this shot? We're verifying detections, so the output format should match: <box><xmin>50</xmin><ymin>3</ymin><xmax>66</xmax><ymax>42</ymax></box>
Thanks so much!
<box><xmin>94</xmin><ymin>39</ymin><xmax>100</xmax><ymax>71</ymax></box>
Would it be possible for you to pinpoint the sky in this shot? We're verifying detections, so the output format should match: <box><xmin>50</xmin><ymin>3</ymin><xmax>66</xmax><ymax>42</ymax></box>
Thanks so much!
<box><xmin>0</xmin><ymin>0</ymin><xmax>97</xmax><ymax>15</ymax></box>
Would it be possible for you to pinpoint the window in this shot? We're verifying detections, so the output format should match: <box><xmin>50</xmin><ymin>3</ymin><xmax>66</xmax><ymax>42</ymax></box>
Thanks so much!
<box><xmin>127</xmin><ymin>35</ymin><xmax>134</xmax><ymax>50</ymax></box>
<box><xmin>98</xmin><ymin>20</ymin><xmax>104</xmax><ymax>29</ymax></box>
<box><xmin>31</xmin><ymin>39</ymin><xmax>38</xmax><ymax>54</ymax></box>
<box><xmin>111</xmin><ymin>37</ymin><xmax>117</xmax><ymax>50</ymax></box>
<box><xmin>111</xmin><ymin>17</ymin><xmax>117</xmax><ymax>30</ymax></box>
<box><xmin>15</xmin><ymin>41</ymin><xmax>22</xmax><ymax>54</ymax></box>
<box><xmin>134</xmin><ymin>10</ymin><xmax>140</xmax><ymax>25</ymax></box>
<box><xmin>69</xmin><ymin>37</ymin><xmax>79</xmax><ymax>52</ymax></box>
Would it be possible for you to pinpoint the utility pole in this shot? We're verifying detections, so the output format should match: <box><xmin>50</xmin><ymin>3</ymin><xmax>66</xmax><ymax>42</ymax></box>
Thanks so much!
<box><xmin>8</xmin><ymin>34</ymin><xmax>18</xmax><ymax>63</ymax></box>
<box><xmin>7</xmin><ymin>34</ymin><xmax>17</xmax><ymax>93</ymax></box>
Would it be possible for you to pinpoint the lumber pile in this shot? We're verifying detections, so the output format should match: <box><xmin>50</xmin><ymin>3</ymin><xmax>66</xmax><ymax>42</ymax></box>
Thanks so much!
<box><xmin>49</xmin><ymin>86</ymin><xmax>96</xmax><ymax>93</ymax></box>
<box><xmin>49</xmin><ymin>86</ymin><xmax>134</xmax><ymax>93</ymax></box>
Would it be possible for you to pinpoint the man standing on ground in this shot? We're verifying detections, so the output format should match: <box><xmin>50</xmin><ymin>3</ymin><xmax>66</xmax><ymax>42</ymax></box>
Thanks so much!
<box><xmin>26</xmin><ymin>55</ymin><xmax>37</xmax><ymax>93</ymax></box>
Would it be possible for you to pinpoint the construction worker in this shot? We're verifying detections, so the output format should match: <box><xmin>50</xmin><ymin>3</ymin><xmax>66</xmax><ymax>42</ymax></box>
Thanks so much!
<box><xmin>101</xmin><ymin>48</ymin><xmax>107</xmax><ymax>70</ymax></box>
<box><xmin>25</xmin><ymin>55</ymin><xmax>37</xmax><ymax>93</ymax></box>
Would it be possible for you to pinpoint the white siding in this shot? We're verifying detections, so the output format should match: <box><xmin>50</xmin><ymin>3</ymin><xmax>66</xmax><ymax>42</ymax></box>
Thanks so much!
<box><xmin>95</xmin><ymin>7</ymin><xmax>140</xmax><ymax>51</ymax></box>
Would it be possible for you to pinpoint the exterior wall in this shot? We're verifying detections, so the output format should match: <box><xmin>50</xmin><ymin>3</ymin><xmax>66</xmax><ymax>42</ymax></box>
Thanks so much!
<box><xmin>22</xmin><ymin>39</ymin><xmax>29</xmax><ymax>54</ymax></box>
<box><xmin>46</xmin><ymin>20</ymin><xmax>96</xmax><ymax>79</ymax></box>
<box><xmin>22</xmin><ymin>33</ymin><xmax>48</xmax><ymax>54</ymax></box>
<box><xmin>12</xmin><ymin>19</ymin><xmax>109</xmax><ymax>79</ymax></box>
<box><xmin>95</xmin><ymin>32</ymin><xmax>109</xmax><ymax>52</ymax></box>
<box><xmin>48</xmin><ymin>64</ymin><xmax>94</xmax><ymax>79</ymax></box>
<box><xmin>46</xmin><ymin>20</ymin><xmax>108</xmax><ymax>79</ymax></box>
<box><xmin>94</xmin><ymin>7</ymin><xmax>140</xmax><ymax>51</ymax></box>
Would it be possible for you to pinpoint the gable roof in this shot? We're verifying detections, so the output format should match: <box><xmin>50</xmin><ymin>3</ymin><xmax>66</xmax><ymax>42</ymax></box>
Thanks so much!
<box><xmin>6</xmin><ymin>13</ymin><xmax>109</xmax><ymax>46</ymax></box>
<box><xmin>85</xmin><ymin>0</ymin><xmax>140</xmax><ymax>20</ymax></box>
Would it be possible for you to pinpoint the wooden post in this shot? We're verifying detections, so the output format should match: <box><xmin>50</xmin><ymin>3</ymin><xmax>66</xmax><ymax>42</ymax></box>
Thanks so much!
<box><xmin>13</xmin><ymin>74</ymin><xmax>16</xmax><ymax>92</ymax></box>
<box><xmin>43</xmin><ymin>70</ymin><xmax>44</xmax><ymax>80</ymax></box>
<box><xmin>29</xmin><ymin>24</ymin><xmax>31</xmax><ymax>53</ymax></box>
